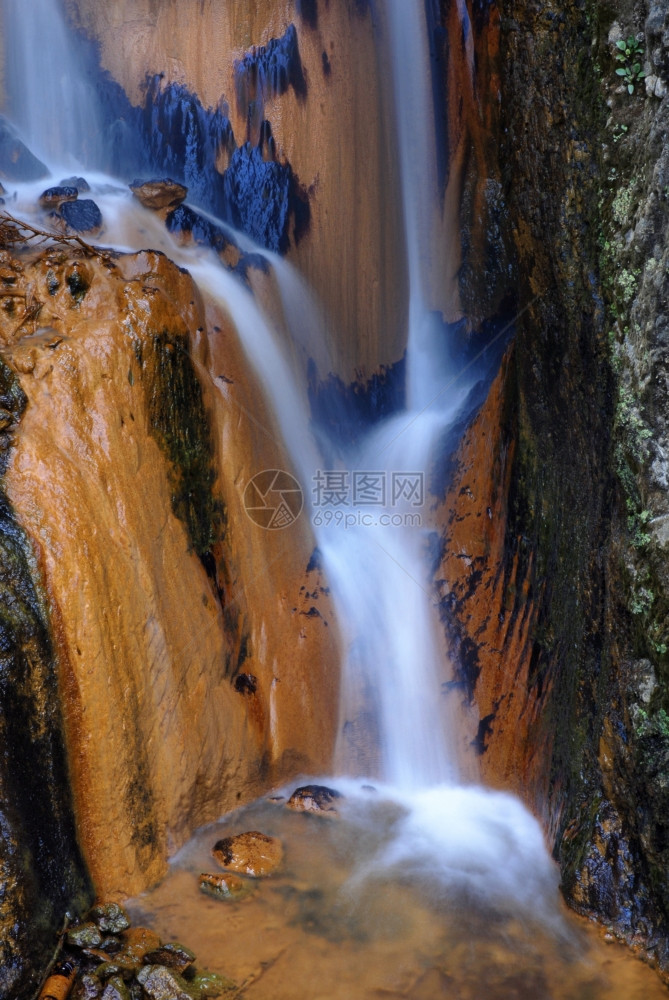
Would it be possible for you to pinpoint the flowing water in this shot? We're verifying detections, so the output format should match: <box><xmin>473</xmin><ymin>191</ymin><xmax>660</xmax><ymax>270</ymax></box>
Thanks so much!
<box><xmin>1</xmin><ymin>1</ymin><xmax>668</xmax><ymax>996</ymax></box>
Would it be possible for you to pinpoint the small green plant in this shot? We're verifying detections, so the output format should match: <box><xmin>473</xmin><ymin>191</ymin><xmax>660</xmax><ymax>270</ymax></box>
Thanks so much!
<box><xmin>615</xmin><ymin>37</ymin><xmax>646</xmax><ymax>94</ymax></box>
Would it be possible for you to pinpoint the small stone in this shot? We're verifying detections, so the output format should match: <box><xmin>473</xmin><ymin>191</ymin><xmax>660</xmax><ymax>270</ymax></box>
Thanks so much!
<box><xmin>59</xmin><ymin>198</ymin><xmax>103</xmax><ymax>235</ymax></box>
<box><xmin>101</xmin><ymin>976</ymin><xmax>131</xmax><ymax>1000</ymax></box>
<box><xmin>212</xmin><ymin>831</ymin><xmax>283</xmax><ymax>877</ymax></box>
<box><xmin>286</xmin><ymin>784</ymin><xmax>343</xmax><ymax>816</ymax></box>
<box><xmin>90</xmin><ymin>902</ymin><xmax>131</xmax><ymax>934</ymax></box>
<box><xmin>130</xmin><ymin>178</ymin><xmax>188</xmax><ymax>211</ymax></box>
<box><xmin>94</xmin><ymin>963</ymin><xmax>124</xmax><ymax>980</ymax></box>
<box><xmin>655</xmin><ymin>77</ymin><xmax>668</xmax><ymax>98</ymax></box>
<box><xmin>136</xmin><ymin>964</ymin><xmax>192</xmax><ymax>1000</ymax></box>
<box><xmin>39</xmin><ymin>185</ymin><xmax>79</xmax><ymax>208</ymax></box>
<box><xmin>199</xmin><ymin>872</ymin><xmax>254</xmax><ymax>901</ymax></box>
<box><xmin>188</xmin><ymin>970</ymin><xmax>237</xmax><ymax>997</ymax></box>
<box><xmin>118</xmin><ymin>925</ymin><xmax>161</xmax><ymax>960</ymax></box>
<box><xmin>67</xmin><ymin>922</ymin><xmax>104</xmax><ymax>949</ymax></box>
<box><xmin>143</xmin><ymin>942</ymin><xmax>196</xmax><ymax>973</ymax></box>
<box><xmin>72</xmin><ymin>973</ymin><xmax>103</xmax><ymax>1000</ymax></box>
<box><xmin>646</xmin><ymin>74</ymin><xmax>658</xmax><ymax>96</ymax></box>
<box><xmin>60</xmin><ymin>175</ymin><xmax>91</xmax><ymax>192</ymax></box>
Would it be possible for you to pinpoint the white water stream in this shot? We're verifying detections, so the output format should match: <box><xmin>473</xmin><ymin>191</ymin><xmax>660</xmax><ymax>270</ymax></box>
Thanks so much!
<box><xmin>4</xmin><ymin>3</ymin><xmax>665</xmax><ymax>997</ymax></box>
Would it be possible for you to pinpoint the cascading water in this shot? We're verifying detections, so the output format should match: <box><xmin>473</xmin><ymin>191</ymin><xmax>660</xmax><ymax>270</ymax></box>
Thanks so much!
<box><xmin>2</xmin><ymin>2</ymin><xmax>667</xmax><ymax>997</ymax></box>
<box><xmin>2</xmin><ymin>0</ymin><xmax>100</xmax><ymax>165</ymax></box>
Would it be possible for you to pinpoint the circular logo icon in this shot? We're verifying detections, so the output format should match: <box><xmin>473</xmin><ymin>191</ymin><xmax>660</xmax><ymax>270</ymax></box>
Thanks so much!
<box><xmin>243</xmin><ymin>469</ymin><xmax>304</xmax><ymax>530</ymax></box>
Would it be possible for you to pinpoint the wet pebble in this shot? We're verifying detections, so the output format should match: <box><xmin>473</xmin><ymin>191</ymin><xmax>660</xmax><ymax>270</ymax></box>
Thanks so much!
<box><xmin>212</xmin><ymin>830</ymin><xmax>283</xmax><ymax>877</ymax></box>
<box><xmin>143</xmin><ymin>942</ymin><xmax>195</xmax><ymax>973</ymax></box>
<box><xmin>59</xmin><ymin>198</ymin><xmax>103</xmax><ymax>235</ymax></box>
<box><xmin>90</xmin><ymin>902</ymin><xmax>131</xmax><ymax>935</ymax></box>
<box><xmin>130</xmin><ymin>178</ymin><xmax>188</xmax><ymax>211</ymax></box>
<box><xmin>198</xmin><ymin>872</ymin><xmax>253</xmax><ymax>901</ymax></box>
<box><xmin>136</xmin><ymin>964</ymin><xmax>193</xmax><ymax>1000</ymax></box>
<box><xmin>67</xmin><ymin>922</ymin><xmax>104</xmax><ymax>949</ymax></box>
<box><xmin>286</xmin><ymin>783</ymin><xmax>343</xmax><ymax>816</ymax></box>
<box><xmin>39</xmin><ymin>185</ymin><xmax>78</xmax><ymax>209</ymax></box>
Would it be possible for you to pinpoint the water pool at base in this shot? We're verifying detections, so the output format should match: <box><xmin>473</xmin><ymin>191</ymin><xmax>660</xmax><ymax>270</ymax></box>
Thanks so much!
<box><xmin>128</xmin><ymin>782</ymin><xmax>668</xmax><ymax>1000</ymax></box>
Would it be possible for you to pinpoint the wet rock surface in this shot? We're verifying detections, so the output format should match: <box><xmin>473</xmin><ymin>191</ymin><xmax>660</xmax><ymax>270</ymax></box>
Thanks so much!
<box><xmin>39</xmin><ymin>185</ymin><xmax>79</xmax><ymax>209</ymax></box>
<box><xmin>57</xmin><ymin>199</ymin><xmax>103</xmax><ymax>235</ymax></box>
<box><xmin>286</xmin><ymin>784</ymin><xmax>343</xmax><ymax>816</ymax></box>
<box><xmin>55</xmin><ymin>904</ymin><xmax>233</xmax><ymax>1000</ymax></box>
<box><xmin>198</xmin><ymin>872</ymin><xmax>253</xmax><ymax>902</ymax></box>
<box><xmin>212</xmin><ymin>831</ymin><xmax>284</xmax><ymax>877</ymax></box>
<box><xmin>0</xmin><ymin>116</ymin><xmax>48</xmax><ymax>181</ymax></box>
<box><xmin>130</xmin><ymin>178</ymin><xmax>188</xmax><ymax>211</ymax></box>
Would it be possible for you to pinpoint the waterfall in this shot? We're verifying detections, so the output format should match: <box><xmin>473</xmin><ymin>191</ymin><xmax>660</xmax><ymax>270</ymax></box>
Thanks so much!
<box><xmin>0</xmin><ymin>0</ymin><xmax>569</xmax><ymax>939</ymax></box>
<box><xmin>1</xmin><ymin>0</ymin><xmax>100</xmax><ymax>166</ymax></box>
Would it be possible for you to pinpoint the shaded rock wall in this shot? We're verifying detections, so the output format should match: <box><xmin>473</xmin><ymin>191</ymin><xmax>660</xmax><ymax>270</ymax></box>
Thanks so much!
<box><xmin>436</xmin><ymin>0</ymin><xmax>669</xmax><ymax>974</ymax></box>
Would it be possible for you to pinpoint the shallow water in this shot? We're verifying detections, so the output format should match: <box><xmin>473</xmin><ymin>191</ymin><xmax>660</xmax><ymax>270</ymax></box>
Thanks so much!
<box><xmin>128</xmin><ymin>781</ymin><xmax>668</xmax><ymax>1000</ymax></box>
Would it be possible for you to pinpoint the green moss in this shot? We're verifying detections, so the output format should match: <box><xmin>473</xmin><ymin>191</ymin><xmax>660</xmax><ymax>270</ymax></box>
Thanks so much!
<box><xmin>136</xmin><ymin>331</ymin><xmax>225</xmax><ymax>561</ymax></box>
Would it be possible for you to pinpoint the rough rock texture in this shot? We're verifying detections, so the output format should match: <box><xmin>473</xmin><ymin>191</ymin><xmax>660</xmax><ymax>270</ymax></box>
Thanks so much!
<box><xmin>435</xmin><ymin>0</ymin><xmax>669</xmax><ymax>976</ymax></box>
<box><xmin>0</xmin><ymin>231</ymin><xmax>338</xmax><ymax>995</ymax></box>
<box><xmin>61</xmin><ymin>0</ymin><xmax>412</xmax><ymax>380</ymax></box>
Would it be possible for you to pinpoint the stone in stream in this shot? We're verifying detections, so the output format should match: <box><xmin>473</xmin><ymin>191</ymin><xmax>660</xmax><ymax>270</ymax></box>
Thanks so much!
<box><xmin>59</xmin><ymin>198</ymin><xmax>103</xmax><ymax>235</ymax></box>
<box><xmin>71</xmin><ymin>973</ymin><xmax>103</xmax><ymax>1000</ymax></box>
<box><xmin>100</xmin><ymin>975</ymin><xmax>131</xmax><ymax>1000</ymax></box>
<box><xmin>67</xmin><ymin>921</ymin><xmax>105</xmax><ymax>949</ymax></box>
<box><xmin>212</xmin><ymin>830</ymin><xmax>283</xmax><ymax>876</ymax></box>
<box><xmin>143</xmin><ymin>942</ymin><xmax>195</xmax><ymax>974</ymax></box>
<box><xmin>39</xmin><ymin>185</ymin><xmax>79</xmax><ymax>209</ymax></box>
<box><xmin>135</xmin><ymin>964</ymin><xmax>194</xmax><ymax>1000</ymax></box>
<box><xmin>60</xmin><ymin>175</ymin><xmax>91</xmax><ymax>192</ymax></box>
<box><xmin>286</xmin><ymin>783</ymin><xmax>343</xmax><ymax>816</ymax></box>
<box><xmin>198</xmin><ymin>871</ymin><xmax>254</xmax><ymax>901</ymax></box>
<box><xmin>130</xmin><ymin>178</ymin><xmax>188</xmax><ymax>211</ymax></box>
<box><xmin>89</xmin><ymin>902</ymin><xmax>131</xmax><ymax>935</ymax></box>
<box><xmin>0</xmin><ymin>115</ymin><xmax>48</xmax><ymax>181</ymax></box>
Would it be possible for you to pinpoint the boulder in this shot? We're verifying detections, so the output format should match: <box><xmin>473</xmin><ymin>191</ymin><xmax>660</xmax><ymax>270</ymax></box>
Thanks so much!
<box><xmin>286</xmin><ymin>784</ymin><xmax>343</xmax><ymax>816</ymax></box>
<box><xmin>130</xmin><ymin>178</ymin><xmax>188</xmax><ymax>211</ymax></box>
<box><xmin>212</xmin><ymin>830</ymin><xmax>283</xmax><ymax>877</ymax></box>
<box><xmin>0</xmin><ymin>116</ymin><xmax>48</xmax><ymax>181</ymax></box>
<box><xmin>60</xmin><ymin>175</ymin><xmax>91</xmax><ymax>192</ymax></box>
<box><xmin>59</xmin><ymin>198</ymin><xmax>103</xmax><ymax>235</ymax></box>
<box><xmin>39</xmin><ymin>185</ymin><xmax>79</xmax><ymax>209</ymax></box>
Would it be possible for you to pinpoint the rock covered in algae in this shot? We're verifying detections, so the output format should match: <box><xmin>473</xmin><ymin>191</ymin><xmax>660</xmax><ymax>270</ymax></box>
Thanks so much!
<box><xmin>212</xmin><ymin>830</ymin><xmax>283</xmax><ymax>877</ymax></box>
<box><xmin>90</xmin><ymin>902</ymin><xmax>131</xmax><ymax>934</ymax></box>
<box><xmin>143</xmin><ymin>942</ymin><xmax>196</xmax><ymax>973</ymax></box>
<box><xmin>198</xmin><ymin>872</ymin><xmax>254</xmax><ymax>901</ymax></box>
<box><xmin>71</xmin><ymin>972</ymin><xmax>103</xmax><ymax>999</ymax></box>
<box><xmin>286</xmin><ymin>783</ymin><xmax>343</xmax><ymax>816</ymax></box>
<box><xmin>130</xmin><ymin>177</ymin><xmax>188</xmax><ymax>211</ymax></box>
<box><xmin>100</xmin><ymin>975</ymin><xmax>131</xmax><ymax>1000</ymax></box>
<box><xmin>67</xmin><ymin>922</ymin><xmax>104</xmax><ymax>949</ymax></box>
<box><xmin>136</xmin><ymin>964</ymin><xmax>196</xmax><ymax>1000</ymax></box>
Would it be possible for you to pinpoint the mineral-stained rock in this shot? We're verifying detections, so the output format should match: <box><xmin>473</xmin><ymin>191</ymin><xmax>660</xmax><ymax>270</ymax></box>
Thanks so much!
<box><xmin>101</xmin><ymin>975</ymin><xmax>131</xmax><ymax>1000</ymax></box>
<box><xmin>188</xmin><ymin>970</ymin><xmax>236</xmax><ymax>997</ymax></box>
<box><xmin>39</xmin><ymin>185</ymin><xmax>79</xmax><ymax>209</ymax></box>
<box><xmin>130</xmin><ymin>178</ymin><xmax>188</xmax><ymax>211</ymax></box>
<box><xmin>90</xmin><ymin>902</ymin><xmax>131</xmax><ymax>934</ymax></box>
<box><xmin>286</xmin><ymin>783</ymin><xmax>343</xmax><ymax>816</ymax></box>
<box><xmin>143</xmin><ymin>942</ymin><xmax>195</xmax><ymax>973</ymax></box>
<box><xmin>58</xmin><ymin>198</ymin><xmax>103</xmax><ymax>234</ymax></box>
<box><xmin>136</xmin><ymin>964</ymin><xmax>193</xmax><ymax>1000</ymax></box>
<box><xmin>0</xmin><ymin>115</ymin><xmax>48</xmax><ymax>181</ymax></box>
<box><xmin>212</xmin><ymin>831</ymin><xmax>283</xmax><ymax>877</ymax></box>
<box><xmin>165</xmin><ymin>204</ymin><xmax>240</xmax><ymax>269</ymax></box>
<box><xmin>198</xmin><ymin>871</ymin><xmax>253</xmax><ymax>900</ymax></box>
<box><xmin>68</xmin><ymin>922</ymin><xmax>105</xmax><ymax>949</ymax></box>
<box><xmin>117</xmin><ymin>926</ymin><xmax>162</xmax><ymax>964</ymax></box>
<box><xmin>72</xmin><ymin>973</ymin><xmax>104</xmax><ymax>1000</ymax></box>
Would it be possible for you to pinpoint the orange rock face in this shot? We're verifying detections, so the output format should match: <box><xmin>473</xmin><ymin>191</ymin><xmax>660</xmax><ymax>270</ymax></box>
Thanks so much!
<box><xmin>435</xmin><ymin>351</ymin><xmax>550</xmax><ymax>810</ymax></box>
<box><xmin>0</xmin><ymin>240</ymin><xmax>338</xmax><ymax>898</ymax></box>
